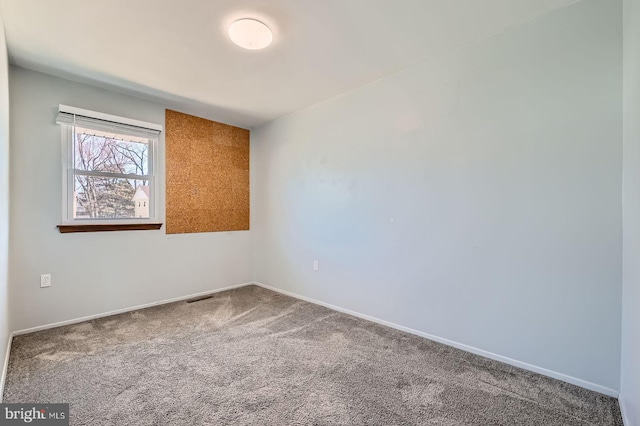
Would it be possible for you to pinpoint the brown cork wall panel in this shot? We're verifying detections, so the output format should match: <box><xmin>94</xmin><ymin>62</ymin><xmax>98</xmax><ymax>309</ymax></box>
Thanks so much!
<box><xmin>165</xmin><ymin>109</ymin><xmax>249</xmax><ymax>234</ymax></box>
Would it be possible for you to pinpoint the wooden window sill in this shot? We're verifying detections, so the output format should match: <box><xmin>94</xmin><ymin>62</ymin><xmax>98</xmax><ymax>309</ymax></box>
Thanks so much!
<box><xmin>57</xmin><ymin>223</ymin><xmax>163</xmax><ymax>233</ymax></box>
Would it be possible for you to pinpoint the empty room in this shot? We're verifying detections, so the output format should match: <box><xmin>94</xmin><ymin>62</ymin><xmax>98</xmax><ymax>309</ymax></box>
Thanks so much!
<box><xmin>0</xmin><ymin>0</ymin><xmax>638</xmax><ymax>425</ymax></box>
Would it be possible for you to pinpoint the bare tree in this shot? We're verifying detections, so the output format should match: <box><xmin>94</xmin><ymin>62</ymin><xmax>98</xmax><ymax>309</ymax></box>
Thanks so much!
<box><xmin>74</xmin><ymin>132</ymin><xmax>148</xmax><ymax>218</ymax></box>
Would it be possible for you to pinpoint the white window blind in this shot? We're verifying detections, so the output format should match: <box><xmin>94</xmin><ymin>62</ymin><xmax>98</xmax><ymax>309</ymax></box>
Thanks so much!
<box><xmin>56</xmin><ymin>105</ymin><xmax>162</xmax><ymax>139</ymax></box>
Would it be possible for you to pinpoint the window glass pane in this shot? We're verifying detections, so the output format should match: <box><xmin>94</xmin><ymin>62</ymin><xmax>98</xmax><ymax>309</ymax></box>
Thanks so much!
<box><xmin>73</xmin><ymin>175</ymin><xmax>150</xmax><ymax>219</ymax></box>
<box><xmin>73</xmin><ymin>128</ymin><xmax>149</xmax><ymax>175</ymax></box>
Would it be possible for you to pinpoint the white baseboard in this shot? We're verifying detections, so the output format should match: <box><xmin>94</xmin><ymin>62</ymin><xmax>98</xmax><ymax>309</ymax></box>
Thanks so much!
<box><xmin>620</xmin><ymin>394</ymin><xmax>632</xmax><ymax>426</ymax></box>
<box><xmin>12</xmin><ymin>282</ymin><xmax>253</xmax><ymax>336</ymax></box>
<box><xmin>252</xmin><ymin>281</ymin><xmax>620</xmax><ymax>398</ymax></box>
<box><xmin>0</xmin><ymin>332</ymin><xmax>13</xmax><ymax>402</ymax></box>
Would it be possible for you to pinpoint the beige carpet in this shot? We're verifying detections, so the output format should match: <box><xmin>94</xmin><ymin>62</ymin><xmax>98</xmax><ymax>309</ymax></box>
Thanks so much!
<box><xmin>3</xmin><ymin>285</ymin><xmax>623</xmax><ymax>425</ymax></box>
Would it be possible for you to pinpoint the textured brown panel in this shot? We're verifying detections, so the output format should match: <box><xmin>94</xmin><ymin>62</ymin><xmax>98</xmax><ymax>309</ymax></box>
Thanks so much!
<box><xmin>165</xmin><ymin>110</ymin><xmax>250</xmax><ymax>234</ymax></box>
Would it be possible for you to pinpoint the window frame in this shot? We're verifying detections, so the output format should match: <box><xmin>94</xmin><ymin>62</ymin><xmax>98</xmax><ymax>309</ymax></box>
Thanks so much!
<box><xmin>58</xmin><ymin>105</ymin><xmax>162</xmax><ymax>226</ymax></box>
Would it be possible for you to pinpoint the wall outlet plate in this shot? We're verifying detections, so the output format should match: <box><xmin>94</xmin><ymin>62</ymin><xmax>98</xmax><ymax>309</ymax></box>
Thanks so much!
<box><xmin>313</xmin><ymin>260</ymin><xmax>319</xmax><ymax>271</ymax></box>
<box><xmin>40</xmin><ymin>274</ymin><xmax>51</xmax><ymax>288</ymax></box>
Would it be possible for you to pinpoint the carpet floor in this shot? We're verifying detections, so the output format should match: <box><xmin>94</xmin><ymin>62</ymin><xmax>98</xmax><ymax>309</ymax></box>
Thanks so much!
<box><xmin>3</xmin><ymin>285</ymin><xmax>623</xmax><ymax>425</ymax></box>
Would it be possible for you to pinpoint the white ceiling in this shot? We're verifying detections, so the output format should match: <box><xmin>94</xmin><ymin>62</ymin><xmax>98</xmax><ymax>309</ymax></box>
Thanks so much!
<box><xmin>0</xmin><ymin>0</ymin><xmax>579</xmax><ymax>128</ymax></box>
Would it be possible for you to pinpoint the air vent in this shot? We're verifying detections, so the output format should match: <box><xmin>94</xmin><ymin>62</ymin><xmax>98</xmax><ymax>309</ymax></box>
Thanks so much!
<box><xmin>186</xmin><ymin>295</ymin><xmax>213</xmax><ymax>304</ymax></box>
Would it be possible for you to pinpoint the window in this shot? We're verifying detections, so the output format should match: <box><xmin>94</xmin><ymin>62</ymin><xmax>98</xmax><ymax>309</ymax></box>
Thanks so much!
<box><xmin>57</xmin><ymin>105</ymin><xmax>162</xmax><ymax>225</ymax></box>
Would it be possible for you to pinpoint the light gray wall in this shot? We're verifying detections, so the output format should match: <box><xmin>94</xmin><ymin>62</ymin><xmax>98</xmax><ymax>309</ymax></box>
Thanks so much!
<box><xmin>0</xmin><ymin>10</ymin><xmax>10</xmax><ymax>399</ymax></box>
<box><xmin>9</xmin><ymin>67</ymin><xmax>252</xmax><ymax>331</ymax></box>
<box><xmin>622</xmin><ymin>0</ymin><xmax>640</xmax><ymax>422</ymax></box>
<box><xmin>252</xmin><ymin>0</ymin><xmax>622</xmax><ymax>392</ymax></box>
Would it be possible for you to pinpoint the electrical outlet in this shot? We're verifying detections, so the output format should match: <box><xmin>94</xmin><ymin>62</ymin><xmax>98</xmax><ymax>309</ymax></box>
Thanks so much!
<box><xmin>313</xmin><ymin>260</ymin><xmax>319</xmax><ymax>271</ymax></box>
<box><xmin>40</xmin><ymin>274</ymin><xmax>51</xmax><ymax>288</ymax></box>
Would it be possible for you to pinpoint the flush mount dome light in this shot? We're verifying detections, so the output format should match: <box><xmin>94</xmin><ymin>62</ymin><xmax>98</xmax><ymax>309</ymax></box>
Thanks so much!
<box><xmin>228</xmin><ymin>18</ymin><xmax>273</xmax><ymax>50</ymax></box>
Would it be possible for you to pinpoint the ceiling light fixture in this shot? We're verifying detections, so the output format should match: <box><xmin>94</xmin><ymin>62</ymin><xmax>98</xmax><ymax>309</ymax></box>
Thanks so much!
<box><xmin>228</xmin><ymin>19</ymin><xmax>273</xmax><ymax>50</ymax></box>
